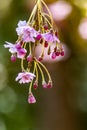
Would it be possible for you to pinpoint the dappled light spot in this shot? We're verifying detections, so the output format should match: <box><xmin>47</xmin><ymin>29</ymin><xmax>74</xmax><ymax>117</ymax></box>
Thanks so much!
<box><xmin>0</xmin><ymin>87</ymin><xmax>17</xmax><ymax>114</ymax></box>
<box><xmin>78</xmin><ymin>18</ymin><xmax>87</xmax><ymax>40</ymax></box>
<box><xmin>0</xmin><ymin>120</ymin><xmax>7</xmax><ymax>130</ymax></box>
<box><xmin>49</xmin><ymin>1</ymin><xmax>72</xmax><ymax>21</ymax></box>
<box><xmin>73</xmin><ymin>0</ymin><xmax>87</xmax><ymax>10</ymax></box>
<box><xmin>0</xmin><ymin>64</ymin><xmax>7</xmax><ymax>91</ymax></box>
<box><xmin>0</xmin><ymin>0</ymin><xmax>12</xmax><ymax>11</ymax></box>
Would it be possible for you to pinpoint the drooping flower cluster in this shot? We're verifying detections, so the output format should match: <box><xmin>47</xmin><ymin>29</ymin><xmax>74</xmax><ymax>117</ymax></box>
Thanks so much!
<box><xmin>4</xmin><ymin>0</ymin><xmax>64</xmax><ymax>103</ymax></box>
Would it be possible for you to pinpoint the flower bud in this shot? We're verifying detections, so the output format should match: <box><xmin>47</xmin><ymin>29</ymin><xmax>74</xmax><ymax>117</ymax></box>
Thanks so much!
<box><xmin>44</xmin><ymin>25</ymin><xmax>48</xmax><ymax>30</ymax></box>
<box><xmin>55</xmin><ymin>31</ymin><xmax>58</xmax><ymax>36</ymax></box>
<box><xmin>36</xmin><ymin>34</ymin><xmax>42</xmax><ymax>40</ymax></box>
<box><xmin>28</xmin><ymin>92</ymin><xmax>36</xmax><ymax>104</ymax></box>
<box><xmin>34</xmin><ymin>81</ymin><xmax>38</xmax><ymax>90</ymax></box>
<box><xmin>42</xmin><ymin>81</ymin><xmax>47</xmax><ymax>88</ymax></box>
<box><xmin>51</xmin><ymin>52</ymin><xmax>56</xmax><ymax>59</ymax></box>
<box><xmin>54</xmin><ymin>47</ymin><xmax>57</xmax><ymax>52</ymax></box>
<box><xmin>55</xmin><ymin>51</ymin><xmax>60</xmax><ymax>56</ymax></box>
<box><xmin>38</xmin><ymin>56</ymin><xmax>43</xmax><ymax>61</ymax></box>
<box><xmin>20</xmin><ymin>41</ymin><xmax>24</xmax><ymax>46</ymax></box>
<box><xmin>11</xmin><ymin>55</ymin><xmax>16</xmax><ymax>62</ymax></box>
<box><xmin>40</xmin><ymin>39</ymin><xmax>43</xmax><ymax>44</ymax></box>
<box><xmin>60</xmin><ymin>51</ymin><xmax>64</xmax><ymax>56</ymax></box>
<box><xmin>27</xmin><ymin>55</ymin><xmax>33</xmax><ymax>62</ymax></box>
<box><xmin>47</xmin><ymin>81</ymin><xmax>53</xmax><ymax>88</ymax></box>
<box><xmin>44</xmin><ymin>41</ymin><xmax>48</xmax><ymax>48</ymax></box>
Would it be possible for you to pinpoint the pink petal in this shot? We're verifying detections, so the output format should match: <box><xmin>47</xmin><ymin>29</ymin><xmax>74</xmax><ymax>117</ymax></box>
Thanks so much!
<box><xmin>17</xmin><ymin>48</ymin><xmax>27</xmax><ymax>59</ymax></box>
<box><xmin>28</xmin><ymin>93</ymin><xmax>36</xmax><ymax>104</ymax></box>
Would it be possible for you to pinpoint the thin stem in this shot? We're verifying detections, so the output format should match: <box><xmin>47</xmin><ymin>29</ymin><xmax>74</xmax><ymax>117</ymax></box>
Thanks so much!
<box><xmin>35</xmin><ymin>61</ymin><xmax>45</xmax><ymax>81</ymax></box>
<box><xmin>42</xmin><ymin>14</ymin><xmax>52</xmax><ymax>27</ymax></box>
<box><xmin>41</xmin><ymin>0</ymin><xmax>53</xmax><ymax>26</ymax></box>
<box><xmin>29</xmin><ymin>61</ymin><xmax>36</xmax><ymax>93</ymax></box>
<box><xmin>38</xmin><ymin>6</ymin><xmax>40</xmax><ymax>29</ymax></box>
<box><xmin>42</xmin><ymin>12</ymin><xmax>53</xmax><ymax>25</ymax></box>
<box><xmin>35</xmin><ymin>63</ymin><xmax>39</xmax><ymax>81</ymax></box>
<box><xmin>21</xmin><ymin>59</ymin><xmax>25</xmax><ymax>71</ymax></box>
<box><xmin>34</xmin><ymin>58</ymin><xmax>52</xmax><ymax>81</ymax></box>
<box><xmin>21</xmin><ymin>43</ymin><xmax>27</xmax><ymax>71</ymax></box>
<box><xmin>28</xmin><ymin>3</ymin><xmax>37</xmax><ymax>24</ymax></box>
<box><xmin>29</xmin><ymin>43</ymin><xmax>32</xmax><ymax>54</ymax></box>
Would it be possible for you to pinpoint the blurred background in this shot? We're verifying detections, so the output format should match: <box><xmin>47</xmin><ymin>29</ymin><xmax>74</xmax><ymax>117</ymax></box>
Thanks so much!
<box><xmin>0</xmin><ymin>0</ymin><xmax>87</xmax><ymax>130</ymax></box>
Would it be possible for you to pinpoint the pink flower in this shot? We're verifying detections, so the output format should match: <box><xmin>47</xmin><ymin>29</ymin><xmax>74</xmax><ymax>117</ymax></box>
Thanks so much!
<box><xmin>28</xmin><ymin>93</ymin><xmax>36</xmax><ymax>104</ymax></box>
<box><xmin>22</xmin><ymin>28</ymin><xmax>36</xmax><ymax>43</ymax></box>
<box><xmin>4</xmin><ymin>41</ymin><xmax>27</xmax><ymax>59</ymax></box>
<box><xmin>16</xmin><ymin>20</ymin><xmax>37</xmax><ymax>43</ymax></box>
<box><xmin>15</xmin><ymin>72</ymin><xmax>35</xmax><ymax>84</ymax></box>
<box><xmin>16</xmin><ymin>20</ymin><xmax>27</xmax><ymax>35</ymax></box>
<box><xmin>4</xmin><ymin>41</ymin><xmax>18</xmax><ymax>53</ymax></box>
<box><xmin>42</xmin><ymin>31</ymin><xmax>60</xmax><ymax>43</ymax></box>
<box><xmin>17</xmin><ymin>48</ymin><xmax>27</xmax><ymax>59</ymax></box>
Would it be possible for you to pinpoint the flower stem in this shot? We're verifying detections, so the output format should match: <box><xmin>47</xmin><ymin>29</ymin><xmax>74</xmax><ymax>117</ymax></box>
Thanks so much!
<box><xmin>28</xmin><ymin>3</ymin><xmax>37</xmax><ymax>24</ymax></box>
<box><xmin>34</xmin><ymin>58</ymin><xmax>52</xmax><ymax>81</ymax></box>
<box><xmin>41</xmin><ymin>0</ymin><xmax>53</xmax><ymax>26</ymax></box>
<box><xmin>29</xmin><ymin>61</ymin><xmax>36</xmax><ymax>93</ymax></box>
<box><xmin>35</xmin><ymin>61</ymin><xmax>45</xmax><ymax>82</ymax></box>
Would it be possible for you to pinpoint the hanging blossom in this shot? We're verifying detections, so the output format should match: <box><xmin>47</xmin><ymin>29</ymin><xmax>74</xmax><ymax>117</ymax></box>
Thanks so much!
<box><xmin>4</xmin><ymin>41</ymin><xmax>27</xmax><ymax>59</ymax></box>
<box><xmin>16</xmin><ymin>72</ymin><xmax>35</xmax><ymax>84</ymax></box>
<box><xmin>4</xmin><ymin>0</ymin><xmax>64</xmax><ymax>104</ymax></box>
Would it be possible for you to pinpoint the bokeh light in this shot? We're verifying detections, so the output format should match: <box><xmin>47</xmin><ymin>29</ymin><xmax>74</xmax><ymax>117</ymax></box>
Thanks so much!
<box><xmin>0</xmin><ymin>63</ymin><xmax>7</xmax><ymax>91</ymax></box>
<box><xmin>73</xmin><ymin>0</ymin><xmax>87</xmax><ymax>10</ymax></box>
<box><xmin>49</xmin><ymin>1</ymin><xmax>72</xmax><ymax>21</ymax></box>
<box><xmin>0</xmin><ymin>87</ymin><xmax>17</xmax><ymax>114</ymax></box>
<box><xmin>78</xmin><ymin>18</ymin><xmax>87</xmax><ymax>40</ymax></box>
<box><xmin>0</xmin><ymin>0</ymin><xmax>87</xmax><ymax>130</ymax></box>
<box><xmin>0</xmin><ymin>120</ymin><xmax>6</xmax><ymax>130</ymax></box>
<box><xmin>0</xmin><ymin>0</ymin><xmax>13</xmax><ymax>18</ymax></box>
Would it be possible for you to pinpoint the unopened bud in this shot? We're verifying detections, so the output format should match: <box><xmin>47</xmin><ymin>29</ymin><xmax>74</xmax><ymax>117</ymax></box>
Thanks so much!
<box><xmin>47</xmin><ymin>81</ymin><xmax>53</xmax><ymax>88</ymax></box>
<box><xmin>44</xmin><ymin>41</ymin><xmax>48</xmax><ymax>48</ymax></box>
<box><xmin>51</xmin><ymin>52</ymin><xmax>56</xmax><ymax>59</ymax></box>
<box><xmin>60</xmin><ymin>51</ymin><xmax>64</xmax><ymax>56</ymax></box>
<box><xmin>27</xmin><ymin>55</ymin><xmax>33</xmax><ymax>62</ymax></box>
<box><xmin>11</xmin><ymin>55</ymin><xmax>16</xmax><ymax>62</ymax></box>
<box><xmin>44</xmin><ymin>25</ymin><xmax>48</xmax><ymax>30</ymax></box>
<box><xmin>36</xmin><ymin>34</ymin><xmax>42</xmax><ymax>40</ymax></box>
<box><xmin>42</xmin><ymin>81</ymin><xmax>47</xmax><ymax>89</ymax></box>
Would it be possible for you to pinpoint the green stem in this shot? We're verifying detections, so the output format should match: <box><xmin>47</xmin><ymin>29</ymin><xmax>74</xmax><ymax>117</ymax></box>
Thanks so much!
<box><xmin>35</xmin><ymin>64</ymin><xmax>39</xmax><ymax>81</ymax></box>
<box><xmin>28</xmin><ymin>3</ymin><xmax>38</xmax><ymax>24</ymax></box>
<box><xmin>35</xmin><ymin>61</ymin><xmax>45</xmax><ymax>81</ymax></box>
<box><xmin>41</xmin><ymin>0</ymin><xmax>53</xmax><ymax>26</ymax></box>
<box><xmin>35</xmin><ymin>58</ymin><xmax>52</xmax><ymax>81</ymax></box>
<box><xmin>21</xmin><ymin>43</ymin><xmax>27</xmax><ymax>71</ymax></box>
<box><xmin>29</xmin><ymin>61</ymin><xmax>36</xmax><ymax>93</ymax></box>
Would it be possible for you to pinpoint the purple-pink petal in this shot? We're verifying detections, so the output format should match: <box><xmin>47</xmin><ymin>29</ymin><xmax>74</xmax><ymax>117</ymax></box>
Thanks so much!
<box><xmin>42</xmin><ymin>32</ymin><xmax>60</xmax><ymax>43</ymax></box>
<box><xmin>4</xmin><ymin>41</ymin><xmax>17</xmax><ymax>53</ymax></box>
<box><xmin>17</xmin><ymin>48</ymin><xmax>27</xmax><ymax>59</ymax></box>
<box><xmin>16</xmin><ymin>72</ymin><xmax>35</xmax><ymax>84</ymax></box>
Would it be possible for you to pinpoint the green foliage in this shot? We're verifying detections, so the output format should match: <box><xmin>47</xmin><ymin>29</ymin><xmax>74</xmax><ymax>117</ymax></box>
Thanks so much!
<box><xmin>0</xmin><ymin>0</ymin><xmax>87</xmax><ymax>130</ymax></box>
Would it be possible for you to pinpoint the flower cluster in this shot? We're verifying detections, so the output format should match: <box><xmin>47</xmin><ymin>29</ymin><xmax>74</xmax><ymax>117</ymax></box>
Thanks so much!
<box><xmin>4</xmin><ymin>0</ymin><xmax>64</xmax><ymax>103</ymax></box>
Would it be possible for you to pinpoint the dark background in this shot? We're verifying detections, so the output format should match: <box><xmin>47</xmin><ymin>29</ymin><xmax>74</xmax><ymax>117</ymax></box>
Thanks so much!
<box><xmin>0</xmin><ymin>0</ymin><xmax>87</xmax><ymax>130</ymax></box>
